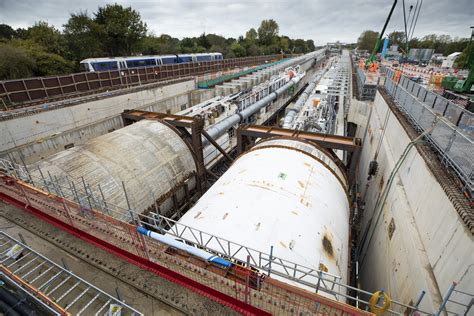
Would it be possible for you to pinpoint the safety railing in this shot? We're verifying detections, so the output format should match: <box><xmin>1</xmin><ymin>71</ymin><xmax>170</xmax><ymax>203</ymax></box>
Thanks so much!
<box><xmin>435</xmin><ymin>281</ymin><xmax>473</xmax><ymax>315</ymax></box>
<box><xmin>0</xmin><ymin>158</ymin><xmax>431</xmax><ymax>315</ymax></box>
<box><xmin>382</xmin><ymin>69</ymin><xmax>473</xmax><ymax>194</ymax></box>
<box><xmin>0</xmin><ymin>232</ymin><xmax>143</xmax><ymax>315</ymax></box>
<box><xmin>382</xmin><ymin>67</ymin><xmax>473</xmax><ymax>139</ymax></box>
<box><xmin>0</xmin><ymin>54</ymin><xmax>283</xmax><ymax>108</ymax></box>
<box><xmin>0</xmin><ymin>161</ymin><xmax>375</xmax><ymax>315</ymax></box>
<box><xmin>0</xmin><ymin>158</ymin><xmax>343</xmax><ymax>296</ymax></box>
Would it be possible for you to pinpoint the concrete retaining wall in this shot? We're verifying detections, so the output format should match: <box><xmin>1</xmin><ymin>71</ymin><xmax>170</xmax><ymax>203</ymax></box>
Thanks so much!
<box><xmin>1</xmin><ymin>79</ymin><xmax>216</xmax><ymax>163</ymax></box>
<box><xmin>348</xmin><ymin>91</ymin><xmax>473</xmax><ymax>313</ymax></box>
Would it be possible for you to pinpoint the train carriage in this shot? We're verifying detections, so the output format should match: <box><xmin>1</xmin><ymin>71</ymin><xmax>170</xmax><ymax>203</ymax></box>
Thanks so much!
<box><xmin>80</xmin><ymin>52</ymin><xmax>223</xmax><ymax>72</ymax></box>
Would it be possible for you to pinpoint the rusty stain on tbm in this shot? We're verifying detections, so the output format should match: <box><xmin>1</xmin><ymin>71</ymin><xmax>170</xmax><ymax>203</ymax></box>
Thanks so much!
<box><xmin>322</xmin><ymin>235</ymin><xmax>334</xmax><ymax>257</ymax></box>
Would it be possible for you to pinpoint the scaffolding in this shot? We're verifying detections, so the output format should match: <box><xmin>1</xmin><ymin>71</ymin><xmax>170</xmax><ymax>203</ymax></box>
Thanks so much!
<box><xmin>0</xmin><ymin>153</ymin><xmax>452</xmax><ymax>315</ymax></box>
<box><xmin>0</xmin><ymin>231</ymin><xmax>143</xmax><ymax>315</ymax></box>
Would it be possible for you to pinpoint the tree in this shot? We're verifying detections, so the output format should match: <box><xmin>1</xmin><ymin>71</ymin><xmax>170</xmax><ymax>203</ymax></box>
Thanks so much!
<box><xmin>306</xmin><ymin>39</ymin><xmax>315</xmax><ymax>52</ymax></box>
<box><xmin>94</xmin><ymin>4</ymin><xmax>147</xmax><ymax>56</ymax></box>
<box><xmin>278</xmin><ymin>36</ymin><xmax>290</xmax><ymax>53</ymax></box>
<box><xmin>197</xmin><ymin>33</ymin><xmax>211</xmax><ymax>49</ymax></box>
<box><xmin>0</xmin><ymin>44</ymin><xmax>35</xmax><ymax>79</ymax></box>
<box><xmin>387</xmin><ymin>31</ymin><xmax>405</xmax><ymax>49</ymax></box>
<box><xmin>293</xmin><ymin>39</ymin><xmax>308</xmax><ymax>54</ymax></box>
<box><xmin>140</xmin><ymin>34</ymin><xmax>180</xmax><ymax>55</ymax></box>
<box><xmin>229</xmin><ymin>41</ymin><xmax>246</xmax><ymax>57</ymax></box>
<box><xmin>64</xmin><ymin>11</ymin><xmax>105</xmax><ymax>61</ymax></box>
<box><xmin>405</xmin><ymin>34</ymin><xmax>469</xmax><ymax>56</ymax></box>
<box><xmin>9</xmin><ymin>39</ymin><xmax>74</xmax><ymax>76</ymax></box>
<box><xmin>206</xmin><ymin>34</ymin><xmax>227</xmax><ymax>48</ymax></box>
<box><xmin>15</xmin><ymin>28</ymin><xmax>28</xmax><ymax>40</ymax></box>
<box><xmin>27</xmin><ymin>21</ymin><xmax>65</xmax><ymax>55</ymax></box>
<box><xmin>0</xmin><ymin>24</ymin><xmax>16</xmax><ymax>40</ymax></box>
<box><xmin>408</xmin><ymin>37</ymin><xmax>420</xmax><ymax>49</ymax></box>
<box><xmin>258</xmin><ymin>19</ymin><xmax>279</xmax><ymax>46</ymax></box>
<box><xmin>245</xmin><ymin>28</ymin><xmax>258</xmax><ymax>42</ymax></box>
<box><xmin>454</xmin><ymin>46</ymin><xmax>468</xmax><ymax>69</ymax></box>
<box><xmin>246</xmin><ymin>44</ymin><xmax>262</xmax><ymax>56</ymax></box>
<box><xmin>357</xmin><ymin>30</ymin><xmax>379</xmax><ymax>51</ymax></box>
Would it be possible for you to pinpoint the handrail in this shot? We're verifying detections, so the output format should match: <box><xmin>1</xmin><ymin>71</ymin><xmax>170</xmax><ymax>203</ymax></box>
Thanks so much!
<box><xmin>381</xmin><ymin>68</ymin><xmax>473</xmax><ymax>194</ymax></box>
<box><xmin>0</xmin><ymin>157</ymin><xmax>432</xmax><ymax>315</ymax></box>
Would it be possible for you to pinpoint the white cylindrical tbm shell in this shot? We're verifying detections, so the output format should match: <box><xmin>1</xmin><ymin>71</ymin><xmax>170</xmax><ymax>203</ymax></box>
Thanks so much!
<box><xmin>176</xmin><ymin>138</ymin><xmax>349</xmax><ymax>293</ymax></box>
<box><xmin>30</xmin><ymin>120</ymin><xmax>197</xmax><ymax>217</ymax></box>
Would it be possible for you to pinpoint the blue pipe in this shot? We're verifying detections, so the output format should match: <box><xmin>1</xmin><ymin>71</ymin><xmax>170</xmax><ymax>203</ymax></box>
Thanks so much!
<box><xmin>136</xmin><ymin>226</ymin><xmax>232</xmax><ymax>268</ymax></box>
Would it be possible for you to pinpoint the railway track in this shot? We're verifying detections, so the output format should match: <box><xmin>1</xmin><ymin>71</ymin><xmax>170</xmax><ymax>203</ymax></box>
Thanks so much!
<box><xmin>0</xmin><ymin>201</ymin><xmax>238</xmax><ymax>315</ymax></box>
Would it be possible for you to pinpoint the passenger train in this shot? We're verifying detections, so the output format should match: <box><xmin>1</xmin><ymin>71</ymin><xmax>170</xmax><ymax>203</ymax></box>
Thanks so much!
<box><xmin>79</xmin><ymin>52</ymin><xmax>224</xmax><ymax>72</ymax></box>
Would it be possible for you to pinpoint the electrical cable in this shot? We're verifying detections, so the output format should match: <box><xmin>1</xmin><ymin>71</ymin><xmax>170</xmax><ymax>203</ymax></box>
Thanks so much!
<box><xmin>409</xmin><ymin>0</ymin><xmax>423</xmax><ymax>41</ymax></box>
<box><xmin>407</xmin><ymin>0</ymin><xmax>419</xmax><ymax>41</ymax></box>
<box><xmin>405</xmin><ymin>2</ymin><xmax>414</xmax><ymax>52</ymax></box>
<box><xmin>369</xmin><ymin>290</ymin><xmax>392</xmax><ymax>314</ymax></box>
<box><xmin>373</xmin><ymin>106</ymin><xmax>391</xmax><ymax>161</ymax></box>
<box><xmin>402</xmin><ymin>0</ymin><xmax>408</xmax><ymax>53</ymax></box>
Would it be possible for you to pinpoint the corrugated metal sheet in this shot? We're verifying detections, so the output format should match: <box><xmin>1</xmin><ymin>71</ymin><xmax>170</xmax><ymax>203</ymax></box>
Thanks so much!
<box><xmin>30</xmin><ymin>120</ymin><xmax>196</xmax><ymax>215</ymax></box>
<box><xmin>176</xmin><ymin>138</ymin><xmax>350</xmax><ymax>294</ymax></box>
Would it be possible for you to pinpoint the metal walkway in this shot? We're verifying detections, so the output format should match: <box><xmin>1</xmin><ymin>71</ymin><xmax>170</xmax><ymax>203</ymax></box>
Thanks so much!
<box><xmin>0</xmin><ymin>231</ymin><xmax>143</xmax><ymax>315</ymax></box>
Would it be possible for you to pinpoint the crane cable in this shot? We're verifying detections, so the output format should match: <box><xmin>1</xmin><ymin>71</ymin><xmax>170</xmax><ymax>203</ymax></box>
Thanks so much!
<box><xmin>369</xmin><ymin>290</ymin><xmax>392</xmax><ymax>314</ymax></box>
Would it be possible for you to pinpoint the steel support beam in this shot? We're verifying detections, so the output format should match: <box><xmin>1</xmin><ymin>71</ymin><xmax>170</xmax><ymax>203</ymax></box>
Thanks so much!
<box><xmin>237</xmin><ymin>124</ymin><xmax>360</xmax><ymax>152</ymax></box>
<box><xmin>236</xmin><ymin>124</ymin><xmax>362</xmax><ymax>186</ymax></box>
<box><xmin>121</xmin><ymin>110</ymin><xmax>195</xmax><ymax>128</ymax></box>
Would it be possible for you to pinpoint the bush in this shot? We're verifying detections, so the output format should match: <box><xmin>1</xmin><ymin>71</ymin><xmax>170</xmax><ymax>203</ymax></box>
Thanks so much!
<box><xmin>0</xmin><ymin>44</ymin><xmax>35</xmax><ymax>80</ymax></box>
<box><xmin>10</xmin><ymin>39</ymin><xmax>75</xmax><ymax>77</ymax></box>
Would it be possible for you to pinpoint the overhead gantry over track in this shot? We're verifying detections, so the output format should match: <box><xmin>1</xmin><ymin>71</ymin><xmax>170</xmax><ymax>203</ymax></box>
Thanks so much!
<box><xmin>121</xmin><ymin>109</ymin><xmax>362</xmax><ymax>187</ymax></box>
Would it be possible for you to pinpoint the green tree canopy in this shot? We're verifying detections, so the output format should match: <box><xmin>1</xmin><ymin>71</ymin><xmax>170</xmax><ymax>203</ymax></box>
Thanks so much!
<box><xmin>10</xmin><ymin>39</ymin><xmax>74</xmax><ymax>76</ymax></box>
<box><xmin>380</xmin><ymin>31</ymin><xmax>470</xmax><ymax>57</ymax></box>
<box><xmin>140</xmin><ymin>34</ymin><xmax>180</xmax><ymax>55</ymax></box>
<box><xmin>94</xmin><ymin>4</ymin><xmax>147</xmax><ymax>56</ymax></box>
<box><xmin>63</xmin><ymin>11</ymin><xmax>105</xmax><ymax>61</ymax></box>
<box><xmin>306</xmin><ymin>40</ymin><xmax>316</xmax><ymax>52</ymax></box>
<box><xmin>229</xmin><ymin>41</ymin><xmax>246</xmax><ymax>57</ymax></box>
<box><xmin>0</xmin><ymin>24</ymin><xmax>16</xmax><ymax>40</ymax></box>
<box><xmin>387</xmin><ymin>31</ymin><xmax>405</xmax><ymax>49</ymax></box>
<box><xmin>197</xmin><ymin>33</ymin><xmax>211</xmax><ymax>49</ymax></box>
<box><xmin>258</xmin><ymin>19</ymin><xmax>279</xmax><ymax>45</ymax></box>
<box><xmin>357</xmin><ymin>30</ymin><xmax>379</xmax><ymax>51</ymax></box>
<box><xmin>0</xmin><ymin>44</ymin><xmax>35</xmax><ymax>79</ymax></box>
<box><xmin>0</xmin><ymin>15</ymin><xmax>319</xmax><ymax>80</ymax></box>
<box><xmin>27</xmin><ymin>21</ymin><xmax>65</xmax><ymax>55</ymax></box>
<box><xmin>245</xmin><ymin>28</ymin><xmax>258</xmax><ymax>42</ymax></box>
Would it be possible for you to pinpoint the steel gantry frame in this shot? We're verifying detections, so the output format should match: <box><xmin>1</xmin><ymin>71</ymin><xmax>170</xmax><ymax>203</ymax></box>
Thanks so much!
<box><xmin>235</xmin><ymin>124</ymin><xmax>362</xmax><ymax>186</ymax></box>
<box><xmin>121</xmin><ymin>109</ymin><xmax>235</xmax><ymax>182</ymax></box>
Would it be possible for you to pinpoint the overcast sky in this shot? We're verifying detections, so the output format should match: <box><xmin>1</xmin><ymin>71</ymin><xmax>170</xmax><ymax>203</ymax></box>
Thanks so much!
<box><xmin>0</xmin><ymin>0</ymin><xmax>472</xmax><ymax>45</ymax></box>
